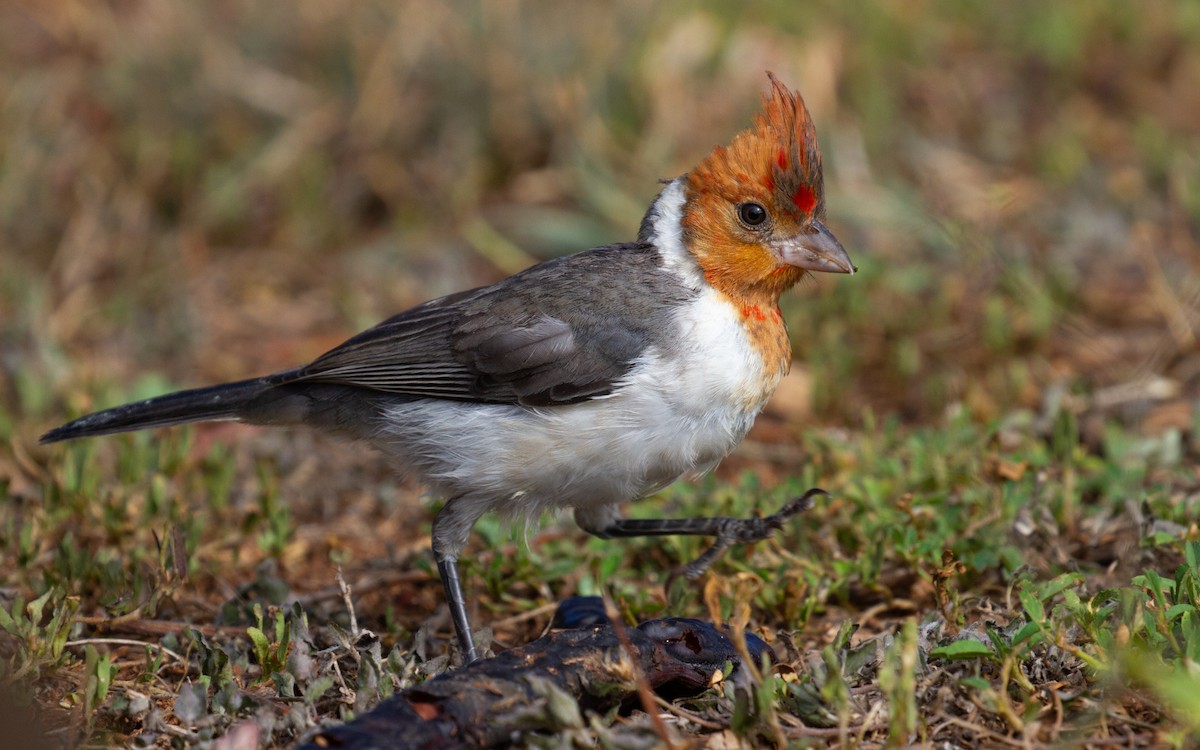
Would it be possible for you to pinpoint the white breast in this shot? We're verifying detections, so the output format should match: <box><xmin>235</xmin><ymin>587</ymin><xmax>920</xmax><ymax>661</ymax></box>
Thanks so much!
<box><xmin>375</xmin><ymin>285</ymin><xmax>774</xmax><ymax>523</ymax></box>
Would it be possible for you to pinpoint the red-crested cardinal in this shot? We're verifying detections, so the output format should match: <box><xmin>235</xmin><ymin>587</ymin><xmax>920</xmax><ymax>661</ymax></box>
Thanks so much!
<box><xmin>41</xmin><ymin>73</ymin><xmax>853</xmax><ymax>663</ymax></box>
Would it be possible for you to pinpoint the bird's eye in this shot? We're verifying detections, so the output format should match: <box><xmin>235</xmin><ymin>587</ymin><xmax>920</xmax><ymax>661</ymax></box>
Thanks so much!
<box><xmin>737</xmin><ymin>202</ymin><xmax>768</xmax><ymax>227</ymax></box>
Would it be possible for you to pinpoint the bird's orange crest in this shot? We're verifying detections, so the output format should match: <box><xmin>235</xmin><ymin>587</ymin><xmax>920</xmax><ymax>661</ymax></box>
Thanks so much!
<box><xmin>688</xmin><ymin>72</ymin><xmax>825</xmax><ymax>223</ymax></box>
<box><xmin>681</xmin><ymin>73</ymin><xmax>828</xmax><ymax>303</ymax></box>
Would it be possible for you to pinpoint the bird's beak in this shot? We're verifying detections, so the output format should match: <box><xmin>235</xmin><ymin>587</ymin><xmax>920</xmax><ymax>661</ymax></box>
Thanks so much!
<box><xmin>775</xmin><ymin>220</ymin><xmax>855</xmax><ymax>275</ymax></box>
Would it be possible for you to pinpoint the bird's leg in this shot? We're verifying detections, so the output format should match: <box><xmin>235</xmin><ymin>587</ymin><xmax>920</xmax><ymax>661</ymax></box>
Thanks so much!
<box><xmin>431</xmin><ymin>503</ymin><xmax>485</xmax><ymax>664</ymax></box>
<box><xmin>594</xmin><ymin>488</ymin><xmax>826</xmax><ymax>581</ymax></box>
<box><xmin>435</xmin><ymin>553</ymin><xmax>479</xmax><ymax>664</ymax></box>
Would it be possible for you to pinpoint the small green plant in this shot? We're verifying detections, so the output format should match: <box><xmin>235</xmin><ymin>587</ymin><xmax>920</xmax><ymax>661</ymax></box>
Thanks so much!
<box><xmin>247</xmin><ymin>604</ymin><xmax>292</xmax><ymax>686</ymax></box>
<box><xmin>0</xmin><ymin>587</ymin><xmax>79</xmax><ymax>681</ymax></box>
<box><xmin>878</xmin><ymin>619</ymin><xmax>919</xmax><ymax>744</ymax></box>
<box><xmin>82</xmin><ymin>644</ymin><xmax>116</xmax><ymax>733</ymax></box>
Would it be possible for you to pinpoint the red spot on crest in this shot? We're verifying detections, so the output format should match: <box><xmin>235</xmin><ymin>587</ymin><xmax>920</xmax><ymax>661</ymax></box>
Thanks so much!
<box><xmin>792</xmin><ymin>185</ymin><xmax>817</xmax><ymax>215</ymax></box>
<box><xmin>776</xmin><ymin>148</ymin><xmax>788</xmax><ymax>170</ymax></box>
<box><xmin>761</xmin><ymin>173</ymin><xmax>775</xmax><ymax>191</ymax></box>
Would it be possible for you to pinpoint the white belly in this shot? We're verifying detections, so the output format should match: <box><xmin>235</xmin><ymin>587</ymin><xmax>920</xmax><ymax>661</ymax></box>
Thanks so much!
<box><xmin>376</xmin><ymin>286</ymin><xmax>781</xmax><ymax>522</ymax></box>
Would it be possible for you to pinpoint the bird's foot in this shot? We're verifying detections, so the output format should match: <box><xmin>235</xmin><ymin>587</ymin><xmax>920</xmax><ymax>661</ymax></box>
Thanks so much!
<box><xmin>672</xmin><ymin>487</ymin><xmax>827</xmax><ymax>583</ymax></box>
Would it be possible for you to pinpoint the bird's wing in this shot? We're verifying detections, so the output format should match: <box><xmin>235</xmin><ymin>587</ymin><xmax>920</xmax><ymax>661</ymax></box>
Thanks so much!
<box><xmin>295</xmin><ymin>244</ymin><xmax>691</xmax><ymax>406</ymax></box>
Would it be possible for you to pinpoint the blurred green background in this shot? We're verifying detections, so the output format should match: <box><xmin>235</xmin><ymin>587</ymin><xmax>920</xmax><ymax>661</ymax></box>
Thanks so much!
<box><xmin>3</xmin><ymin>0</ymin><xmax>1196</xmax><ymax>435</ymax></box>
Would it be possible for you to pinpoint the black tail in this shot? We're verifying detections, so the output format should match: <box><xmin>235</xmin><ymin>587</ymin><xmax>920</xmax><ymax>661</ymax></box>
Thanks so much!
<box><xmin>40</xmin><ymin>377</ymin><xmax>275</xmax><ymax>444</ymax></box>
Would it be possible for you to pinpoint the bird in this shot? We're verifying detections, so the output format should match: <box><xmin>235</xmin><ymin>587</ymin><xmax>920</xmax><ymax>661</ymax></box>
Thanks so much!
<box><xmin>40</xmin><ymin>73</ymin><xmax>854</xmax><ymax>664</ymax></box>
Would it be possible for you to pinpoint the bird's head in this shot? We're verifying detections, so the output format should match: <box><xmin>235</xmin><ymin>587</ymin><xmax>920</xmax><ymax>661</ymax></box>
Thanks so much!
<box><xmin>681</xmin><ymin>73</ymin><xmax>853</xmax><ymax>302</ymax></box>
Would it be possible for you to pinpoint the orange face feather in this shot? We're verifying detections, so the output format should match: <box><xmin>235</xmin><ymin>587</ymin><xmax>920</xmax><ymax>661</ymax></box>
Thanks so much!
<box><xmin>680</xmin><ymin>73</ymin><xmax>830</xmax><ymax>375</ymax></box>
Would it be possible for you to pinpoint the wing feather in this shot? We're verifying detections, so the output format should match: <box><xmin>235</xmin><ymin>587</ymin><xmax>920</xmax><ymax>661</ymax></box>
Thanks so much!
<box><xmin>291</xmin><ymin>243</ymin><xmax>691</xmax><ymax>405</ymax></box>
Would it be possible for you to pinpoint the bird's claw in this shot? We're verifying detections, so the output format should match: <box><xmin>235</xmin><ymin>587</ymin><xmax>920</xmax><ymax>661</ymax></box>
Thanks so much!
<box><xmin>667</xmin><ymin>488</ymin><xmax>827</xmax><ymax>588</ymax></box>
